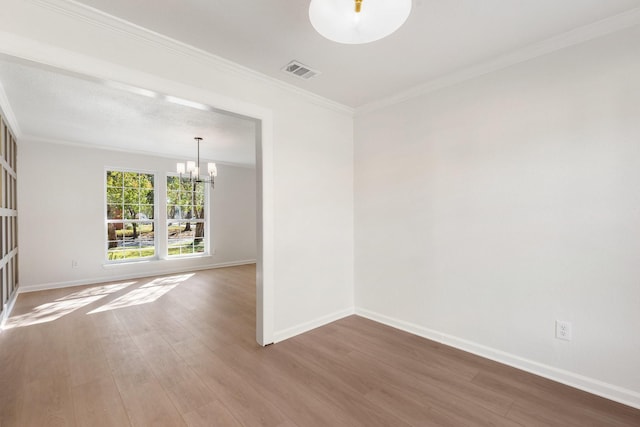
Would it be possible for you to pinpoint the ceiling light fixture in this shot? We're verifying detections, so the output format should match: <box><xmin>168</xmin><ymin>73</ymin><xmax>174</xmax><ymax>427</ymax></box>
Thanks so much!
<box><xmin>176</xmin><ymin>137</ymin><xmax>217</xmax><ymax>189</ymax></box>
<box><xmin>309</xmin><ymin>0</ymin><xmax>412</xmax><ymax>44</ymax></box>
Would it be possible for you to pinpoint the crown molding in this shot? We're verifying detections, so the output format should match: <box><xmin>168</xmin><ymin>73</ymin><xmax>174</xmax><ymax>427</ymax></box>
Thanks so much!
<box><xmin>356</xmin><ymin>7</ymin><xmax>640</xmax><ymax>115</ymax></box>
<box><xmin>27</xmin><ymin>0</ymin><xmax>354</xmax><ymax>116</ymax></box>
<box><xmin>0</xmin><ymin>80</ymin><xmax>22</xmax><ymax>138</ymax></box>
<box><xmin>20</xmin><ymin>1</ymin><xmax>640</xmax><ymax>117</ymax></box>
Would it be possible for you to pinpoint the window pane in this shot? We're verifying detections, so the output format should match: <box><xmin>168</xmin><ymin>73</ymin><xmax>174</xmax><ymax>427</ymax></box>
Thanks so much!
<box><xmin>182</xmin><ymin>207</ymin><xmax>193</xmax><ymax>219</ymax></box>
<box><xmin>107</xmin><ymin>205</ymin><xmax>123</xmax><ymax>219</ymax></box>
<box><xmin>123</xmin><ymin>172</ymin><xmax>139</xmax><ymax>188</ymax></box>
<box><xmin>167</xmin><ymin>205</ymin><xmax>181</xmax><ymax>220</ymax></box>
<box><xmin>107</xmin><ymin>249</ymin><xmax>125</xmax><ymax>261</ymax></box>
<box><xmin>167</xmin><ymin>176</ymin><xmax>179</xmax><ymax>190</ymax></box>
<box><xmin>194</xmin><ymin>206</ymin><xmax>204</xmax><ymax>219</ymax></box>
<box><xmin>142</xmin><ymin>174</ymin><xmax>154</xmax><ymax>188</ymax></box>
<box><xmin>167</xmin><ymin>190</ymin><xmax>179</xmax><ymax>206</ymax></box>
<box><xmin>167</xmin><ymin>246</ymin><xmax>181</xmax><ymax>256</ymax></box>
<box><xmin>123</xmin><ymin>205</ymin><xmax>138</xmax><ymax>219</ymax></box>
<box><xmin>106</xmin><ymin>187</ymin><xmax>122</xmax><ymax>204</ymax></box>
<box><xmin>140</xmin><ymin>205</ymin><xmax>154</xmax><ymax>220</ymax></box>
<box><xmin>137</xmin><ymin>222</ymin><xmax>154</xmax><ymax>246</ymax></box>
<box><xmin>179</xmin><ymin>190</ymin><xmax>192</xmax><ymax>205</ymax></box>
<box><xmin>140</xmin><ymin>189</ymin><xmax>154</xmax><ymax>205</ymax></box>
<box><xmin>195</xmin><ymin>191</ymin><xmax>204</xmax><ymax>207</ymax></box>
<box><xmin>121</xmin><ymin>188</ymin><xmax>140</xmax><ymax>205</ymax></box>
<box><xmin>123</xmin><ymin>222</ymin><xmax>134</xmax><ymax>235</ymax></box>
<box><xmin>106</xmin><ymin>171</ymin><xmax>123</xmax><ymax>187</ymax></box>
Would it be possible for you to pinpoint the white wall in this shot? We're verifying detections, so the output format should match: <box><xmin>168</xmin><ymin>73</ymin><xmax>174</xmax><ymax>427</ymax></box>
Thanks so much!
<box><xmin>355</xmin><ymin>26</ymin><xmax>640</xmax><ymax>406</ymax></box>
<box><xmin>18</xmin><ymin>139</ymin><xmax>257</xmax><ymax>290</ymax></box>
<box><xmin>1</xmin><ymin>0</ymin><xmax>354</xmax><ymax>341</ymax></box>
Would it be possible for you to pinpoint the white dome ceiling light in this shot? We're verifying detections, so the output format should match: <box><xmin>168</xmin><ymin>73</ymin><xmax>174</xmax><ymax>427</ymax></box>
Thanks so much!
<box><xmin>309</xmin><ymin>0</ymin><xmax>412</xmax><ymax>44</ymax></box>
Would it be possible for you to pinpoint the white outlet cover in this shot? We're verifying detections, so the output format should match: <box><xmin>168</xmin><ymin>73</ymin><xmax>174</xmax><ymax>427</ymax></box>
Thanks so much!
<box><xmin>555</xmin><ymin>320</ymin><xmax>572</xmax><ymax>341</ymax></box>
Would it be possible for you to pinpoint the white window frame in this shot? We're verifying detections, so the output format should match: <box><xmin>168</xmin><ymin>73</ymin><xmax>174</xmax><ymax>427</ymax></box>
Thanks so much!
<box><xmin>104</xmin><ymin>168</ymin><xmax>158</xmax><ymax>263</ymax></box>
<box><xmin>165</xmin><ymin>173</ymin><xmax>210</xmax><ymax>258</ymax></box>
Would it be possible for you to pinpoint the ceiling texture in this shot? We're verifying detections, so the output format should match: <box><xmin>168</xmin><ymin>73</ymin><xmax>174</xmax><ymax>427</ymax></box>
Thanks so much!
<box><xmin>0</xmin><ymin>57</ymin><xmax>258</xmax><ymax>166</ymax></box>
<box><xmin>1</xmin><ymin>0</ymin><xmax>640</xmax><ymax>164</ymax></box>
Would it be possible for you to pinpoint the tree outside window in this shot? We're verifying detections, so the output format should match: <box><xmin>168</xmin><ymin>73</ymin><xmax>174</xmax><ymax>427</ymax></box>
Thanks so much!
<box><xmin>106</xmin><ymin>170</ymin><xmax>156</xmax><ymax>260</ymax></box>
<box><xmin>166</xmin><ymin>176</ymin><xmax>206</xmax><ymax>256</ymax></box>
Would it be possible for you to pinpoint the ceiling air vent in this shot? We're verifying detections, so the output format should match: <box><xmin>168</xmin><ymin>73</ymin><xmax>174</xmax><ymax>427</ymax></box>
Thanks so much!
<box><xmin>281</xmin><ymin>60</ymin><xmax>320</xmax><ymax>80</ymax></box>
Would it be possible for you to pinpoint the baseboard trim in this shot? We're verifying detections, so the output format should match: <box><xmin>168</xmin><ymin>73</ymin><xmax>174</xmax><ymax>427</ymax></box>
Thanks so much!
<box><xmin>18</xmin><ymin>260</ymin><xmax>257</xmax><ymax>294</ymax></box>
<box><xmin>355</xmin><ymin>307</ymin><xmax>640</xmax><ymax>410</ymax></box>
<box><xmin>273</xmin><ymin>307</ymin><xmax>355</xmax><ymax>343</ymax></box>
<box><xmin>0</xmin><ymin>288</ymin><xmax>19</xmax><ymax>330</ymax></box>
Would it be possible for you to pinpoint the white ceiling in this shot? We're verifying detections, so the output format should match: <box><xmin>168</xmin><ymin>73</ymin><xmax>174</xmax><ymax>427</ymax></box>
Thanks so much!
<box><xmin>0</xmin><ymin>57</ymin><xmax>258</xmax><ymax>166</ymax></box>
<box><xmin>1</xmin><ymin>1</ymin><xmax>639</xmax><ymax>164</ymax></box>
<box><xmin>75</xmin><ymin>0</ymin><xmax>640</xmax><ymax>107</ymax></box>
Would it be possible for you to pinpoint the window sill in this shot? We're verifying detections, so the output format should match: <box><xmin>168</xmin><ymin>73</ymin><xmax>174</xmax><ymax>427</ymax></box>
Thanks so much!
<box><xmin>102</xmin><ymin>253</ymin><xmax>213</xmax><ymax>268</ymax></box>
<box><xmin>161</xmin><ymin>253</ymin><xmax>213</xmax><ymax>261</ymax></box>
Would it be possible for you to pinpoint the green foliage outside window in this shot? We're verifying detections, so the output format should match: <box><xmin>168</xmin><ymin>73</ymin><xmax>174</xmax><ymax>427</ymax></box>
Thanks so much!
<box><xmin>167</xmin><ymin>176</ymin><xmax>206</xmax><ymax>256</ymax></box>
<box><xmin>106</xmin><ymin>171</ymin><xmax>156</xmax><ymax>260</ymax></box>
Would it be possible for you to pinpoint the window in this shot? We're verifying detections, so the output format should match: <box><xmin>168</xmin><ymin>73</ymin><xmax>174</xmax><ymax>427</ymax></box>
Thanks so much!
<box><xmin>166</xmin><ymin>176</ymin><xmax>206</xmax><ymax>257</ymax></box>
<box><xmin>106</xmin><ymin>170</ymin><xmax>156</xmax><ymax>261</ymax></box>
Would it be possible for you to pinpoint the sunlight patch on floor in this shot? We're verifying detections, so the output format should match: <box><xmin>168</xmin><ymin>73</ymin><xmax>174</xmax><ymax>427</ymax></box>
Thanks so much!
<box><xmin>88</xmin><ymin>273</ymin><xmax>194</xmax><ymax>314</ymax></box>
<box><xmin>4</xmin><ymin>282</ymin><xmax>136</xmax><ymax>329</ymax></box>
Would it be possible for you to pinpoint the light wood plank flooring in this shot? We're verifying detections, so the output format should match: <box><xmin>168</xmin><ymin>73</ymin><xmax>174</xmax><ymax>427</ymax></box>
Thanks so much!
<box><xmin>1</xmin><ymin>264</ymin><xmax>638</xmax><ymax>426</ymax></box>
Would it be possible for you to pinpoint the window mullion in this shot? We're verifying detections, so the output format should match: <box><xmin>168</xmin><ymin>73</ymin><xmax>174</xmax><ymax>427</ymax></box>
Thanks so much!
<box><xmin>157</xmin><ymin>172</ymin><xmax>168</xmax><ymax>259</ymax></box>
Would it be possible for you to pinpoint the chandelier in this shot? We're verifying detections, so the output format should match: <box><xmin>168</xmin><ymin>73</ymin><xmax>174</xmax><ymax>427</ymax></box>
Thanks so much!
<box><xmin>309</xmin><ymin>0</ymin><xmax>412</xmax><ymax>44</ymax></box>
<box><xmin>176</xmin><ymin>137</ymin><xmax>217</xmax><ymax>188</ymax></box>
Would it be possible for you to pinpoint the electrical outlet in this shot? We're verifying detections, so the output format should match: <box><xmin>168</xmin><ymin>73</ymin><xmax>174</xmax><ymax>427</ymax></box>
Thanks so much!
<box><xmin>556</xmin><ymin>320</ymin><xmax>572</xmax><ymax>341</ymax></box>
<box><xmin>71</xmin><ymin>260</ymin><xmax>78</xmax><ymax>268</ymax></box>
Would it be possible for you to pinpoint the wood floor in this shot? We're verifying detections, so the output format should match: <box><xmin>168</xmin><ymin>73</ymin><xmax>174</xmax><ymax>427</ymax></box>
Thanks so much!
<box><xmin>0</xmin><ymin>265</ymin><xmax>638</xmax><ymax>426</ymax></box>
